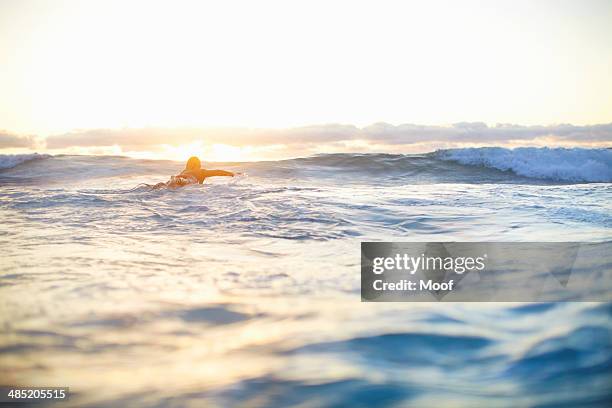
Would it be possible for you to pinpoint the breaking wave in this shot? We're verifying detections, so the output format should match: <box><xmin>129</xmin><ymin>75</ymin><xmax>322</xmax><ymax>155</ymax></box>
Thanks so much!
<box><xmin>0</xmin><ymin>153</ymin><xmax>50</xmax><ymax>169</ymax></box>
<box><xmin>1</xmin><ymin>147</ymin><xmax>611</xmax><ymax>184</ymax></box>
<box><xmin>436</xmin><ymin>147</ymin><xmax>612</xmax><ymax>182</ymax></box>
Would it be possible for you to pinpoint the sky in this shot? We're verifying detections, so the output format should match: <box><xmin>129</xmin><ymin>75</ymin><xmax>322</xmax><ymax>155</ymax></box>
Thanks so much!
<box><xmin>0</xmin><ymin>0</ymin><xmax>611</xmax><ymax>160</ymax></box>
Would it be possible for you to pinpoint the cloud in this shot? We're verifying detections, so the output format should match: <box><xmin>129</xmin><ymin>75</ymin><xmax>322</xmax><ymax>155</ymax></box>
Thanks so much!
<box><xmin>0</xmin><ymin>130</ymin><xmax>38</xmax><ymax>148</ymax></box>
<box><xmin>43</xmin><ymin>124</ymin><xmax>363</xmax><ymax>149</ymax></box>
<box><xmin>4</xmin><ymin>122</ymin><xmax>611</xmax><ymax>160</ymax></box>
<box><xmin>44</xmin><ymin>122</ymin><xmax>612</xmax><ymax>148</ymax></box>
<box><xmin>361</xmin><ymin>122</ymin><xmax>612</xmax><ymax>144</ymax></box>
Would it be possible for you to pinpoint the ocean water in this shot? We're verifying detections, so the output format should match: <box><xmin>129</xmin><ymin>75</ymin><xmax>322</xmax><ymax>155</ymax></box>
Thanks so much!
<box><xmin>0</xmin><ymin>148</ymin><xmax>611</xmax><ymax>407</ymax></box>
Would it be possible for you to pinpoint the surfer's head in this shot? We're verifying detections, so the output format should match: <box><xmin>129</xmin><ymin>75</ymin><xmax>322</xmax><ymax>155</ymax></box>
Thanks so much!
<box><xmin>185</xmin><ymin>156</ymin><xmax>201</xmax><ymax>171</ymax></box>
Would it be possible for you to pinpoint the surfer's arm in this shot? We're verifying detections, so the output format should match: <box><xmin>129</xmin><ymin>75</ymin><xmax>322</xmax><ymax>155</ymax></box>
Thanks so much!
<box><xmin>201</xmin><ymin>169</ymin><xmax>235</xmax><ymax>177</ymax></box>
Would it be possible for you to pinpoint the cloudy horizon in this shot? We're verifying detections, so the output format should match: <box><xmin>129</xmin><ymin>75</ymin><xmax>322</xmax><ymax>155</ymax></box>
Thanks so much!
<box><xmin>1</xmin><ymin>0</ymin><xmax>611</xmax><ymax>160</ymax></box>
<box><xmin>1</xmin><ymin>121</ymin><xmax>610</xmax><ymax>161</ymax></box>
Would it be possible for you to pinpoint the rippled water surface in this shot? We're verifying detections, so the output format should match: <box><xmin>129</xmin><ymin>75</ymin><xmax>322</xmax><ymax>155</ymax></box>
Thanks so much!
<box><xmin>1</xmin><ymin>152</ymin><xmax>611</xmax><ymax>407</ymax></box>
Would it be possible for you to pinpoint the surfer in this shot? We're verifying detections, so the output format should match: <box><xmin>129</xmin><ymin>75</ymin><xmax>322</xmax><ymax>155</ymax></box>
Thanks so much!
<box><xmin>151</xmin><ymin>156</ymin><xmax>236</xmax><ymax>189</ymax></box>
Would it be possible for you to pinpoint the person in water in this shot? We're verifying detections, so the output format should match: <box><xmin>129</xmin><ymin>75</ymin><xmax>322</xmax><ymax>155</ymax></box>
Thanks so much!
<box><xmin>153</xmin><ymin>156</ymin><xmax>236</xmax><ymax>189</ymax></box>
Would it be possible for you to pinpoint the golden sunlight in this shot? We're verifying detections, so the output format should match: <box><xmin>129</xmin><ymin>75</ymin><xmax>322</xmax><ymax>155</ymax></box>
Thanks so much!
<box><xmin>126</xmin><ymin>142</ymin><xmax>253</xmax><ymax>162</ymax></box>
<box><xmin>1</xmin><ymin>0</ymin><xmax>611</xmax><ymax>137</ymax></box>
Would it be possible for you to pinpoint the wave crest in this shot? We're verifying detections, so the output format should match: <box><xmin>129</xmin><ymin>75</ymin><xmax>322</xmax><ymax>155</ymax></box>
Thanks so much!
<box><xmin>435</xmin><ymin>147</ymin><xmax>612</xmax><ymax>182</ymax></box>
<box><xmin>1</xmin><ymin>148</ymin><xmax>611</xmax><ymax>183</ymax></box>
<box><xmin>0</xmin><ymin>153</ymin><xmax>51</xmax><ymax>170</ymax></box>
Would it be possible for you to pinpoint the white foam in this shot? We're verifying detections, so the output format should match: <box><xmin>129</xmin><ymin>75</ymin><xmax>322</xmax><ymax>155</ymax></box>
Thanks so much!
<box><xmin>436</xmin><ymin>147</ymin><xmax>612</xmax><ymax>182</ymax></box>
<box><xmin>0</xmin><ymin>153</ymin><xmax>51</xmax><ymax>170</ymax></box>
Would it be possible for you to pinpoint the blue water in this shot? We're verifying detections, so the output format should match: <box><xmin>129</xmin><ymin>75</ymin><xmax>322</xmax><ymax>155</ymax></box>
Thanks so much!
<box><xmin>0</xmin><ymin>149</ymin><xmax>611</xmax><ymax>407</ymax></box>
